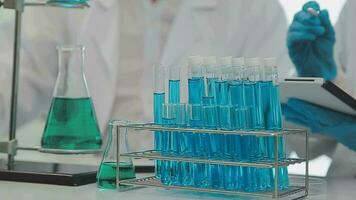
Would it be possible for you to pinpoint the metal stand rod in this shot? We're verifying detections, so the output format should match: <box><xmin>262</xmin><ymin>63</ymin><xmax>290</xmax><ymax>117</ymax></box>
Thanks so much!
<box><xmin>8</xmin><ymin>9</ymin><xmax>22</xmax><ymax>170</ymax></box>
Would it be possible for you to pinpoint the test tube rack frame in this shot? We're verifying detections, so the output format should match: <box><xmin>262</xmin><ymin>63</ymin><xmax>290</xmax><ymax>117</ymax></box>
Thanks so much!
<box><xmin>111</xmin><ymin>121</ymin><xmax>309</xmax><ymax>200</ymax></box>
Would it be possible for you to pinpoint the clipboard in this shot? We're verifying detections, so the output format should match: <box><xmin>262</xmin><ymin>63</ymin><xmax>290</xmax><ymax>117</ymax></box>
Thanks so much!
<box><xmin>279</xmin><ymin>77</ymin><xmax>356</xmax><ymax>116</ymax></box>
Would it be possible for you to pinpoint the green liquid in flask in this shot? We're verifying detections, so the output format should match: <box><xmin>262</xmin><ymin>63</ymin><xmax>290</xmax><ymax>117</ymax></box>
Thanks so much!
<box><xmin>41</xmin><ymin>97</ymin><xmax>102</xmax><ymax>150</ymax></box>
<box><xmin>97</xmin><ymin>162</ymin><xmax>136</xmax><ymax>189</ymax></box>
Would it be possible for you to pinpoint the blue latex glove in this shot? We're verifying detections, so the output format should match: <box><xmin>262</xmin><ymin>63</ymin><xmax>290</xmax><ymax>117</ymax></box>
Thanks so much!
<box><xmin>287</xmin><ymin>1</ymin><xmax>337</xmax><ymax>80</ymax></box>
<box><xmin>282</xmin><ymin>98</ymin><xmax>356</xmax><ymax>151</ymax></box>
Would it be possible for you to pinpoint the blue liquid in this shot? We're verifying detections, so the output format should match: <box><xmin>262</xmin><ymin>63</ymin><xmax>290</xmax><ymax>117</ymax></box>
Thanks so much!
<box><xmin>169</xmin><ymin>80</ymin><xmax>180</xmax><ymax>103</ymax></box>
<box><xmin>202</xmin><ymin>96</ymin><xmax>214</xmax><ymax>106</ymax></box>
<box><xmin>260</xmin><ymin>81</ymin><xmax>289</xmax><ymax>190</ymax></box>
<box><xmin>242</xmin><ymin>81</ymin><xmax>267</xmax><ymax>191</ymax></box>
<box><xmin>228</xmin><ymin>81</ymin><xmax>245</xmax><ymax>190</ymax></box>
<box><xmin>215</xmin><ymin>80</ymin><xmax>229</xmax><ymax>106</ymax></box>
<box><xmin>188</xmin><ymin>78</ymin><xmax>208</xmax><ymax>188</ymax></box>
<box><xmin>229</xmin><ymin>81</ymin><xmax>244</xmax><ymax>107</ymax></box>
<box><xmin>214</xmin><ymin>80</ymin><xmax>229</xmax><ymax>158</ymax></box>
<box><xmin>189</xmin><ymin>118</ymin><xmax>208</xmax><ymax>188</ymax></box>
<box><xmin>202</xmin><ymin>105</ymin><xmax>223</xmax><ymax>189</ymax></box>
<box><xmin>168</xmin><ymin>80</ymin><xmax>181</xmax><ymax>185</ymax></box>
<box><xmin>215</xmin><ymin>80</ymin><xmax>238</xmax><ymax>190</ymax></box>
<box><xmin>153</xmin><ymin>92</ymin><xmax>165</xmax><ymax>179</ymax></box>
<box><xmin>179</xmin><ymin>123</ymin><xmax>193</xmax><ymax>187</ymax></box>
<box><xmin>243</xmin><ymin>82</ymin><xmax>259</xmax><ymax>158</ymax></box>
<box><xmin>161</xmin><ymin>117</ymin><xmax>176</xmax><ymax>185</ymax></box>
<box><xmin>207</xmin><ymin>77</ymin><xmax>218</xmax><ymax>103</ymax></box>
<box><xmin>254</xmin><ymin>81</ymin><xmax>268</xmax><ymax>191</ymax></box>
<box><xmin>188</xmin><ymin>77</ymin><xmax>205</xmax><ymax>104</ymax></box>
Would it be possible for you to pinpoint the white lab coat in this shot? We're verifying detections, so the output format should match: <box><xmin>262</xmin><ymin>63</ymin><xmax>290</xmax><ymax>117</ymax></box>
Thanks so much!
<box><xmin>161</xmin><ymin>0</ymin><xmax>295</xmax><ymax>102</ymax></box>
<box><xmin>286</xmin><ymin>0</ymin><xmax>356</xmax><ymax>178</ymax></box>
<box><xmin>0</xmin><ymin>0</ymin><xmax>119</xmax><ymax>137</ymax></box>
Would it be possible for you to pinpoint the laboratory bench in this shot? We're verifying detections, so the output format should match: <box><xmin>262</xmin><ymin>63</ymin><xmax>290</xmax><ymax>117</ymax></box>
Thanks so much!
<box><xmin>0</xmin><ymin>175</ymin><xmax>355</xmax><ymax>200</ymax></box>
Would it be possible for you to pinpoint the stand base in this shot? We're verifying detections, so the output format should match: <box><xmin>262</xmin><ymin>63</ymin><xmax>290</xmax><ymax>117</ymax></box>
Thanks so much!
<box><xmin>0</xmin><ymin>159</ymin><xmax>97</xmax><ymax>186</ymax></box>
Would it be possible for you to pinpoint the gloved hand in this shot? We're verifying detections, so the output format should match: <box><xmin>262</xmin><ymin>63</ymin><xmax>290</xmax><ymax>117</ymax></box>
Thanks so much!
<box><xmin>282</xmin><ymin>98</ymin><xmax>356</xmax><ymax>151</ymax></box>
<box><xmin>287</xmin><ymin>1</ymin><xmax>337</xmax><ymax>80</ymax></box>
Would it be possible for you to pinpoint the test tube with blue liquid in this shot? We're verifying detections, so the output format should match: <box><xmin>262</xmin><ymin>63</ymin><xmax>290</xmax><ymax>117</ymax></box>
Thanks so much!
<box><xmin>262</xmin><ymin>58</ymin><xmax>289</xmax><ymax>190</ymax></box>
<box><xmin>228</xmin><ymin>57</ymin><xmax>248</xmax><ymax>191</ymax></box>
<box><xmin>168</xmin><ymin>66</ymin><xmax>180</xmax><ymax>157</ymax></box>
<box><xmin>202</xmin><ymin>57</ymin><xmax>223</xmax><ymax>189</ymax></box>
<box><xmin>203</xmin><ymin>56</ymin><xmax>219</xmax><ymax>103</ymax></box>
<box><xmin>188</xmin><ymin>104</ymin><xmax>209</xmax><ymax>188</ymax></box>
<box><xmin>161</xmin><ymin>103</ymin><xmax>176</xmax><ymax>185</ymax></box>
<box><xmin>241</xmin><ymin>58</ymin><xmax>267</xmax><ymax>191</ymax></box>
<box><xmin>202</xmin><ymin>104</ymin><xmax>220</xmax><ymax>188</ymax></box>
<box><xmin>187</xmin><ymin>56</ymin><xmax>208</xmax><ymax>188</ymax></box>
<box><xmin>168</xmin><ymin>66</ymin><xmax>182</xmax><ymax>186</ymax></box>
<box><xmin>188</xmin><ymin>56</ymin><xmax>207</xmax><ymax>158</ymax></box>
<box><xmin>173</xmin><ymin>103</ymin><xmax>192</xmax><ymax>186</ymax></box>
<box><xmin>213</xmin><ymin>57</ymin><xmax>232</xmax><ymax>162</ymax></box>
<box><xmin>153</xmin><ymin>64</ymin><xmax>165</xmax><ymax>179</ymax></box>
<box><xmin>215</xmin><ymin>59</ymin><xmax>233</xmax><ymax>190</ymax></box>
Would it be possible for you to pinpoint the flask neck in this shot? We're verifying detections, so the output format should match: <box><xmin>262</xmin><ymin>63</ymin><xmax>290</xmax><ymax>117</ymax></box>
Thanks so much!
<box><xmin>58</xmin><ymin>45</ymin><xmax>84</xmax><ymax>75</ymax></box>
<box><xmin>54</xmin><ymin>45</ymin><xmax>90</xmax><ymax>98</ymax></box>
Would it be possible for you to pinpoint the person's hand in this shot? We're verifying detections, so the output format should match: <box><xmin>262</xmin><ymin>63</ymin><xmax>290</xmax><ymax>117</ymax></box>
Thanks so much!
<box><xmin>287</xmin><ymin>1</ymin><xmax>337</xmax><ymax>80</ymax></box>
<box><xmin>282</xmin><ymin>98</ymin><xmax>356</xmax><ymax>151</ymax></box>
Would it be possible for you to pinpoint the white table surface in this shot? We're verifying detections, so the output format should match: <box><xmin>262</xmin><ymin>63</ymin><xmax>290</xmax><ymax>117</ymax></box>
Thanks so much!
<box><xmin>0</xmin><ymin>176</ymin><xmax>355</xmax><ymax>200</ymax></box>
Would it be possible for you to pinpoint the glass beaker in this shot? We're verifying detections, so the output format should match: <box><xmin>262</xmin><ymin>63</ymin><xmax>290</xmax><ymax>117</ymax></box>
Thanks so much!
<box><xmin>47</xmin><ymin>0</ymin><xmax>89</xmax><ymax>8</ymax></box>
<box><xmin>41</xmin><ymin>45</ymin><xmax>102</xmax><ymax>152</ymax></box>
<box><xmin>97</xmin><ymin>121</ymin><xmax>135</xmax><ymax>189</ymax></box>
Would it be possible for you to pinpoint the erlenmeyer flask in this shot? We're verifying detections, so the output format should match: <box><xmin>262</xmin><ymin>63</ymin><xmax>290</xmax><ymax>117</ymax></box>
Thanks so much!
<box><xmin>97</xmin><ymin>121</ymin><xmax>135</xmax><ymax>189</ymax></box>
<box><xmin>41</xmin><ymin>45</ymin><xmax>102</xmax><ymax>152</ymax></box>
<box><xmin>46</xmin><ymin>0</ymin><xmax>89</xmax><ymax>8</ymax></box>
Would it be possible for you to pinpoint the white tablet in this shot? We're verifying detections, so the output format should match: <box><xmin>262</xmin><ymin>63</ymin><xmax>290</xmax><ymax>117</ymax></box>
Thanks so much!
<box><xmin>279</xmin><ymin>77</ymin><xmax>356</xmax><ymax>116</ymax></box>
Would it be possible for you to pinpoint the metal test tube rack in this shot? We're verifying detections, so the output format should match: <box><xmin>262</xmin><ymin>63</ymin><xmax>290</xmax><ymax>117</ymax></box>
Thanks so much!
<box><xmin>110</xmin><ymin>121</ymin><xmax>309</xmax><ymax>199</ymax></box>
<box><xmin>0</xmin><ymin>0</ymin><xmax>97</xmax><ymax>186</ymax></box>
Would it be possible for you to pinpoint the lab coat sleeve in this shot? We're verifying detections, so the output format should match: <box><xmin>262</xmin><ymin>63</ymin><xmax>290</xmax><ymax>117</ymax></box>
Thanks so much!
<box><xmin>333</xmin><ymin>0</ymin><xmax>354</xmax><ymax>97</ymax></box>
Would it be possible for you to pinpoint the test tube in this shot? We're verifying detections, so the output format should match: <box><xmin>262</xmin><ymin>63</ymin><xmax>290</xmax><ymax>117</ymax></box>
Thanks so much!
<box><xmin>188</xmin><ymin>56</ymin><xmax>205</xmax><ymax>104</ymax></box>
<box><xmin>168</xmin><ymin>67</ymin><xmax>181</xmax><ymax>186</ymax></box>
<box><xmin>188</xmin><ymin>104</ymin><xmax>208</xmax><ymax>188</ymax></box>
<box><xmin>229</xmin><ymin>57</ymin><xmax>246</xmax><ymax>190</ymax></box>
<box><xmin>161</xmin><ymin>103</ymin><xmax>176</xmax><ymax>185</ymax></box>
<box><xmin>169</xmin><ymin>66</ymin><xmax>181</xmax><ymax>104</ymax></box>
<box><xmin>202</xmin><ymin>104</ymin><xmax>221</xmax><ymax>189</ymax></box>
<box><xmin>173</xmin><ymin>103</ymin><xmax>192</xmax><ymax>186</ymax></box>
<box><xmin>263</xmin><ymin>58</ymin><xmax>289</xmax><ymax>190</ymax></box>
<box><xmin>230</xmin><ymin>57</ymin><xmax>245</xmax><ymax>107</ymax></box>
<box><xmin>217</xmin><ymin>57</ymin><xmax>238</xmax><ymax>190</ymax></box>
<box><xmin>242</xmin><ymin>58</ymin><xmax>265</xmax><ymax>191</ymax></box>
<box><xmin>215</xmin><ymin>57</ymin><xmax>231</xmax><ymax>107</ymax></box>
<box><xmin>153</xmin><ymin>64</ymin><xmax>165</xmax><ymax>179</ymax></box>
<box><xmin>187</xmin><ymin>56</ymin><xmax>210</xmax><ymax>188</ymax></box>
